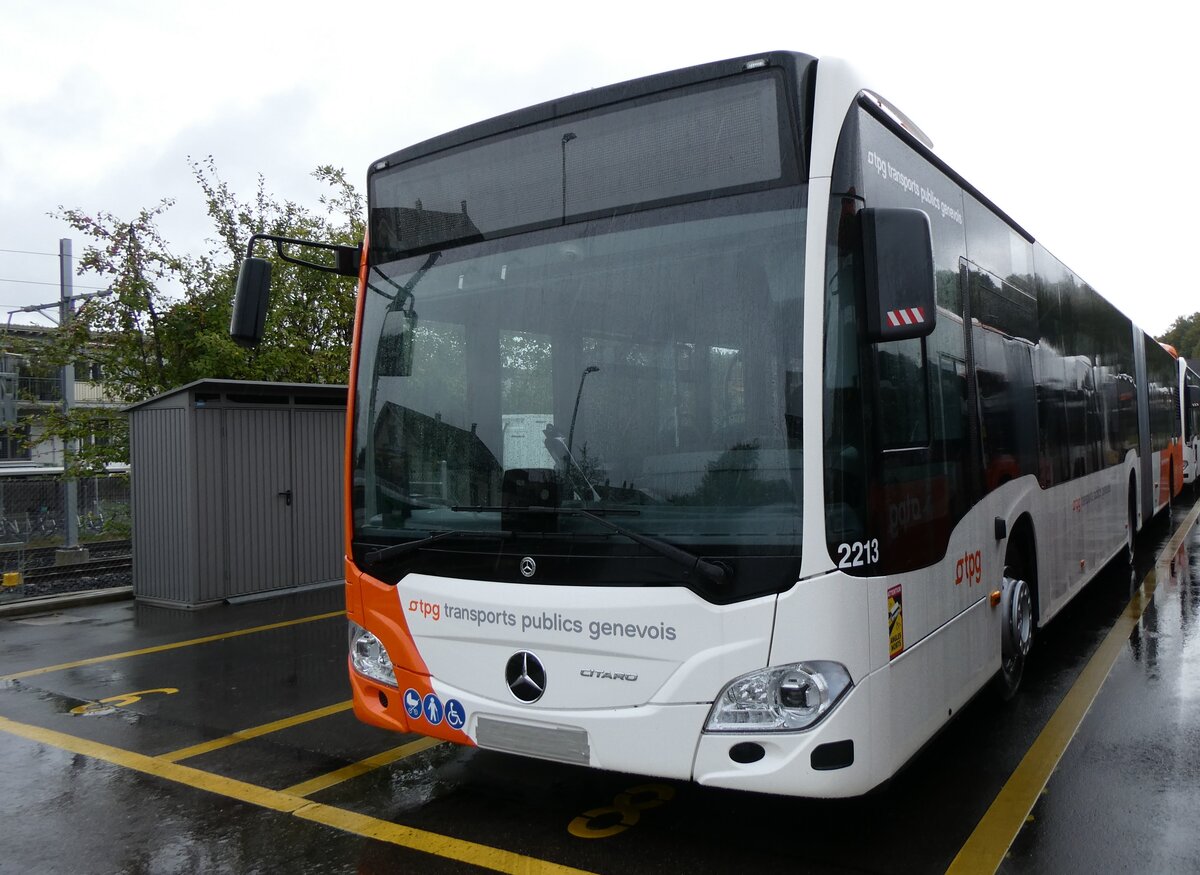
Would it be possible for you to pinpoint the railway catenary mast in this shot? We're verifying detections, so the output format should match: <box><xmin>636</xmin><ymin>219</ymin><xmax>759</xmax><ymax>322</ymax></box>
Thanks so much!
<box><xmin>231</xmin><ymin>51</ymin><xmax>1182</xmax><ymax>797</ymax></box>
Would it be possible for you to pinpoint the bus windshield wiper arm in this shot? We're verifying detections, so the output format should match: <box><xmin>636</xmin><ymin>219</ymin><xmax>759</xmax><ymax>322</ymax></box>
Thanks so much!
<box><xmin>363</xmin><ymin>530</ymin><xmax>507</xmax><ymax>565</ymax></box>
<box><xmin>451</xmin><ymin>505</ymin><xmax>728</xmax><ymax>587</ymax></box>
<box><xmin>567</xmin><ymin>509</ymin><xmax>729</xmax><ymax>587</ymax></box>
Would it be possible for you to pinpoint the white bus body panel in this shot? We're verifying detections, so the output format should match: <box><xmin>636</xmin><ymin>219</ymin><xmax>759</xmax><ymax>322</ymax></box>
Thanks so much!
<box><xmin>1029</xmin><ymin>458</ymin><xmax>1136</xmax><ymax>624</ymax></box>
<box><xmin>697</xmin><ymin>595</ymin><xmax>991</xmax><ymax>797</ymax></box>
<box><xmin>396</xmin><ymin>573</ymin><xmax>774</xmax><ymax>782</ymax></box>
<box><xmin>397</xmin><ymin>573</ymin><xmax>775</xmax><ymax>709</ymax></box>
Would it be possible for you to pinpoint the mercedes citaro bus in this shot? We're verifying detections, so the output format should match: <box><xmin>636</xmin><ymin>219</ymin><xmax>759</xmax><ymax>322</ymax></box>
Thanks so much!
<box><xmin>231</xmin><ymin>51</ymin><xmax>1181</xmax><ymax>797</ymax></box>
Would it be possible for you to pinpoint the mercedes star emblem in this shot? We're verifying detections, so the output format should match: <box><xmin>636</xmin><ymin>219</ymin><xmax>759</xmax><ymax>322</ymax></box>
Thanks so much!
<box><xmin>520</xmin><ymin>556</ymin><xmax>537</xmax><ymax>577</ymax></box>
<box><xmin>505</xmin><ymin>651</ymin><xmax>546</xmax><ymax>703</ymax></box>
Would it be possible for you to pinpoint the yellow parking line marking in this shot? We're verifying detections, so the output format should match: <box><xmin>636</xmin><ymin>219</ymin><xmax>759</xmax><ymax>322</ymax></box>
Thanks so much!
<box><xmin>0</xmin><ymin>715</ymin><xmax>595</xmax><ymax>875</ymax></box>
<box><xmin>0</xmin><ymin>610</ymin><xmax>345</xmax><ymax>682</ymax></box>
<box><xmin>158</xmin><ymin>700</ymin><xmax>354</xmax><ymax>763</ymax></box>
<box><xmin>295</xmin><ymin>803</ymin><xmax>592</xmax><ymax>873</ymax></box>
<box><xmin>948</xmin><ymin>500</ymin><xmax>1200</xmax><ymax>873</ymax></box>
<box><xmin>283</xmin><ymin>736</ymin><xmax>444</xmax><ymax>797</ymax></box>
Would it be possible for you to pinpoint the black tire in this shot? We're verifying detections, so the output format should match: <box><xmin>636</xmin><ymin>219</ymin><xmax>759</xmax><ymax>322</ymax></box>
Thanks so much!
<box><xmin>996</xmin><ymin>535</ymin><xmax>1035</xmax><ymax>701</ymax></box>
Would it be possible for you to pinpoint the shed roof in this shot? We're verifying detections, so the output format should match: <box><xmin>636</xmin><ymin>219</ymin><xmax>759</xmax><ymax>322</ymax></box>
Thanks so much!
<box><xmin>124</xmin><ymin>379</ymin><xmax>347</xmax><ymax>412</ymax></box>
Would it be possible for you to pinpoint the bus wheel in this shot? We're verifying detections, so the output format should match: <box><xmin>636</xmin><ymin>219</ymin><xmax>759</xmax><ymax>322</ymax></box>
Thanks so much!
<box><xmin>996</xmin><ymin>562</ymin><xmax>1034</xmax><ymax>701</ymax></box>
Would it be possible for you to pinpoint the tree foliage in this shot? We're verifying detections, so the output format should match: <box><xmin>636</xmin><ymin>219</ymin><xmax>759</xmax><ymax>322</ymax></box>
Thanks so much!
<box><xmin>1159</xmin><ymin>312</ymin><xmax>1200</xmax><ymax>362</ymax></box>
<box><xmin>32</xmin><ymin>158</ymin><xmax>363</xmax><ymax>475</ymax></box>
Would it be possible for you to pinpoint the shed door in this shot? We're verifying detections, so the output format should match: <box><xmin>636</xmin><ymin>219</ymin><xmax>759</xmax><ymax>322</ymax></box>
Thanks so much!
<box><xmin>290</xmin><ymin>409</ymin><xmax>345</xmax><ymax>584</ymax></box>
<box><xmin>225</xmin><ymin>408</ymin><xmax>294</xmax><ymax>595</ymax></box>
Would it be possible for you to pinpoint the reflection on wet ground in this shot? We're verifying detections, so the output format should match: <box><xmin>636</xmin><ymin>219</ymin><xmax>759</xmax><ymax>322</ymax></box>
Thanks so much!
<box><xmin>1002</xmin><ymin>506</ymin><xmax>1200</xmax><ymax>873</ymax></box>
<box><xmin>1</xmin><ymin>501</ymin><xmax>1198</xmax><ymax>873</ymax></box>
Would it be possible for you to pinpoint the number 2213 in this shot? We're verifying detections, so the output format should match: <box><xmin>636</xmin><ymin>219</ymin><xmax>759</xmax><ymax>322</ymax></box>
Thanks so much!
<box><xmin>837</xmin><ymin>539</ymin><xmax>879</xmax><ymax>569</ymax></box>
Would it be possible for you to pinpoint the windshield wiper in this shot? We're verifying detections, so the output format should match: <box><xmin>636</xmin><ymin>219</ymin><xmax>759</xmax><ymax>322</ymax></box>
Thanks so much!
<box><xmin>363</xmin><ymin>530</ymin><xmax>509</xmax><ymax>565</ymax></box>
<box><xmin>450</xmin><ymin>505</ymin><xmax>729</xmax><ymax>587</ymax></box>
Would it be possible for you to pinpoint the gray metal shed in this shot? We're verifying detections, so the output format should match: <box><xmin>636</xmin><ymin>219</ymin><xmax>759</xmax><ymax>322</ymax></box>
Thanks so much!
<box><xmin>128</xmin><ymin>379</ymin><xmax>347</xmax><ymax>608</ymax></box>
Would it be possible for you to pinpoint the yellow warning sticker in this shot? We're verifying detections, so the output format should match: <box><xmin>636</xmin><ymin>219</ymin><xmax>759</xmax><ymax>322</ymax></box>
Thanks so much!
<box><xmin>888</xmin><ymin>584</ymin><xmax>904</xmax><ymax>659</ymax></box>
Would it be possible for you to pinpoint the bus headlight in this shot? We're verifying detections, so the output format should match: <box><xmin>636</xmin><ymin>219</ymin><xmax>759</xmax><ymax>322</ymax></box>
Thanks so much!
<box><xmin>349</xmin><ymin>622</ymin><xmax>397</xmax><ymax>686</ymax></box>
<box><xmin>704</xmin><ymin>662</ymin><xmax>852</xmax><ymax>732</ymax></box>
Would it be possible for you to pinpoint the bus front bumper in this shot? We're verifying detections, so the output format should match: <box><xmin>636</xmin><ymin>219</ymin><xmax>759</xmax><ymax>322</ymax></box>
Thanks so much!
<box><xmin>350</xmin><ymin>661</ymin><xmax>877</xmax><ymax>798</ymax></box>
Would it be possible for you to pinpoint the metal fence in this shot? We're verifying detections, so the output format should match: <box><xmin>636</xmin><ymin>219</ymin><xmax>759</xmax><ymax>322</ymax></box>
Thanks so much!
<box><xmin>0</xmin><ymin>473</ymin><xmax>131</xmax><ymax>604</ymax></box>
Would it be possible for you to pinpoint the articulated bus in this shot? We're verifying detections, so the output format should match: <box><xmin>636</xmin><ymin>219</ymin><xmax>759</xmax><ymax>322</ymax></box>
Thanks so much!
<box><xmin>231</xmin><ymin>51</ymin><xmax>1182</xmax><ymax>797</ymax></box>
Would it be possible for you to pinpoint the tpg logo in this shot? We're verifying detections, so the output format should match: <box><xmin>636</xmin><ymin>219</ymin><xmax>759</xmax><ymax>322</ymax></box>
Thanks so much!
<box><xmin>407</xmin><ymin>598</ymin><xmax>440</xmax><ymax>621</ymax></box>
<box><xmin>954</xmin><ymin>551</ymin><xmax>983</xmax><ymax>586</ymax></box>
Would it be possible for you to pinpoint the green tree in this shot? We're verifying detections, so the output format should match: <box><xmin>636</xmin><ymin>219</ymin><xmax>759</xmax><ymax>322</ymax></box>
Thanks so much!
<box><xmin>34</xmin><ymin>158</ymin><xmax>363</xmax><ymax>475</ymax></box>
<box><xmin>1159</xmin><ymin>312</ymin><xmax>1200</xmax><ymax>362</ymax></box>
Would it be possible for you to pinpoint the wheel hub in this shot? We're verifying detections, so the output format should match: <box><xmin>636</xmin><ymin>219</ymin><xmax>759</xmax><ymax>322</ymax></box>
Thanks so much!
<box><xmin>1001</xmin><ymin>572</ymin><xmax>1032</xmax><ymax>661</ymax></box>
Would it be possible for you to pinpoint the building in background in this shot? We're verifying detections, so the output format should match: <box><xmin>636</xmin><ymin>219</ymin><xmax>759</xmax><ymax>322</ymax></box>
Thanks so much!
<box><xmin>0</xmin><ymin>323</ymin><xmax>119</xmax><ymax>467</ymax></box>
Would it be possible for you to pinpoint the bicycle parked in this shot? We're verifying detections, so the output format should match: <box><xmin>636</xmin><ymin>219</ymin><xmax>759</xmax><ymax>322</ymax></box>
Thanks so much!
<box><xmin>79</xmin><ymin>504</ymin><xmax>105</xmax><ymax>536</ymax></box>
<box><xmin>0</xmin><ymin>507</ymin><xmax>59</xmax><ymax>543</ymax></box>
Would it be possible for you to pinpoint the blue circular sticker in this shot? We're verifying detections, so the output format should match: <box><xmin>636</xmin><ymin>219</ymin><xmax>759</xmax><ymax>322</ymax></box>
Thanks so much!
<box><xmin>403</xmin><ymin>688</ymin><xmax>422</xmax><ymax>720</ymax></box>
<box><xmin>422</xmin><ymin>692</ymin><xmax>444</xmax><ymax>726</ymax></box>
<box><xmin>444</xmin><ymin>698</ymin><xmax>466</xmax><ymax>730</ymax></box>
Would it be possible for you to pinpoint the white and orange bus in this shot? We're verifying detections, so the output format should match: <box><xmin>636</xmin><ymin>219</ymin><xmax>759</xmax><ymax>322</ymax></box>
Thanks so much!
<box><xmin>1178</xmin><ymin>354</ymin><xmax>1200</xmax><ymax>487</ymax></box>
<box><xmin>232</xmin><ymin>51</ymin><xmax>1181</xmax><ymax>797</ymax></box>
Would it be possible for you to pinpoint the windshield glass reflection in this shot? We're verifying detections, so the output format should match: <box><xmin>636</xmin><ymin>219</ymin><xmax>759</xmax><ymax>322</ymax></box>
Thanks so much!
<box><xmin>355</xmin><ymin>193</ymin><xmax>806</xmax><ymax>551</ymax></box>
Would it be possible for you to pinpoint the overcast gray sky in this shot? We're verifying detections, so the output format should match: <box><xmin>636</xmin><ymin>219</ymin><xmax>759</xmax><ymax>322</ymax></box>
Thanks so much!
<box><xmin>1</xmin><ymin>0</ymin><xmax>1194</xmax><ymax>335</ymax></box>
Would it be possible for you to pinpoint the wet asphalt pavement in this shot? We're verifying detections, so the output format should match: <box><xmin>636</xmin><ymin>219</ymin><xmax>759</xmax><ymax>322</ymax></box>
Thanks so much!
<box><xmin>2</xmin><ymin>499</ymin><xmax>1199</xmax><ymax>874</ymax></box>
<box><xmin>1001</xmin><ymin>507</ymin><xmax>1200</xmax><ymax>874</ymax></box>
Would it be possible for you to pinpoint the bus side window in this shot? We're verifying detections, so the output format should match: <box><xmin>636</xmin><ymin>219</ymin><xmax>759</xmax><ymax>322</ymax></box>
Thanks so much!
<box><xmin>823</xmin><ymin>194</ymin><xmax>870</xmax><ymax>546</ymax></box>
<box><xmin>876</xmin><ymin>337</ymin><xmax>929</xmax><ymax>450</ymax></box>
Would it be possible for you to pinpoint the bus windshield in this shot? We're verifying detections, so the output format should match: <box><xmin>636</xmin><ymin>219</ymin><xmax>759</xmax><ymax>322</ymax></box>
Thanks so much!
<box><xmin>354</xmin><ymin>192</ymin><xmax>806</xmax><ymax>588</ymax></box>
<box><xmin>354</xmin><ymin>70</ymin><xmax>808</xmax><ymax>596</ymax></box>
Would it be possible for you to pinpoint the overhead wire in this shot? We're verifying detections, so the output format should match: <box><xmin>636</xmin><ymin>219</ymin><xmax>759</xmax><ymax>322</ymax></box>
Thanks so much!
<box><xmin>0</xmin><ymin>248</ymin><xmax>69</xmax><ymax>258</ymax></box>
<box><xmin>0</xmin><ymin>277</ymin><xmax>107</xmax><ymax>291</ymax></box>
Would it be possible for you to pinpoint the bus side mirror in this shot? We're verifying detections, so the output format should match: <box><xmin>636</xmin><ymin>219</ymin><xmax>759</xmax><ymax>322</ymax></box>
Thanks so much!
<box><xmin>376</xmin><ymin>308</ymin><xmax>417</xmax><ymax>377</ymax></box>
<box><xmin>230</xmin><ymin>234</ymin><xmax>362</xmax><ymax>348</ymax></box>
<box><xmin>230</xmin><ymin>257</ymin><xmax>272</xmax><ymax>348</ymax></box>
<box><xmin>862</xmin><ymin>207</ymin><xmax>936</xmax><ymax>342</ymax></box>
